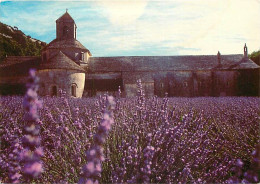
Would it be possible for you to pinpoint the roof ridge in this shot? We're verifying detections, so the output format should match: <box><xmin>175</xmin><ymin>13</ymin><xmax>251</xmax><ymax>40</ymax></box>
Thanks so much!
<box><xmin>41</xmin><ymin>50</ymin><xmax>85</xmax><ymax>72</ymax></box>
<box><xmin>5</xmin><ymin>56</ymin><xmax>40</xmax><ymax>58</ymax></box>
<box><xmin>56</xmin><ymin>50</ymin><xmax>73</xmax><ymax>60</ymax></box>
<box><xmin>91</xmin><ymin>54</ymin><xmax>244</xmax><ymax>58</ymax></box>
<box><xmin>56</xmin><ymin>11</ymin><xmax>74</xmax><ymax>22</ymax></box>
<box><xmin>46</xmin><ymin>50</ymin><xmax>72</xmax><ymax>62</ymax></box>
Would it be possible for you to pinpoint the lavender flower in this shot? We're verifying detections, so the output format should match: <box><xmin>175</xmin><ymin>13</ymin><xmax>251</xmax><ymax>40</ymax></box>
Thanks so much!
<box><xmin>138</xmin><ymin>133</ymin><xmax>155</xmax><ymax>183</ymax></box>
<box><xmin>136</xmin><ymin>79</ymin><xmax>145</xmax><ymax>111</ymax></box>
<box><xmin>118</xmin><ymin>85</ymin><xmax>122</xmax><ymax>98</ymax></box>
<box><xmin>79</xmin><ymin>96</ymin><xmax>115</xmax><ymax>184</ymax></box>
<box><xmin>21</xmin><ymin>69</ymin><xmax>43</xmax><ymax>181</ymax></box>
<box><xmin>8</xmin><ymin>139</ymin><xmax>22</xmax><ymax>183</ymax></box>
<box><xmin>227</xmin><ymin>143</ymin><xmax>260</xmax><ymax>183</ymax></box>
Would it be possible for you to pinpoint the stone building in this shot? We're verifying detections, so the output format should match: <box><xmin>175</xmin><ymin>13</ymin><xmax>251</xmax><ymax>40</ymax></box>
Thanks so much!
<box><xmin>0</xmin><ymin>11</ymin><xmax>259</xmax><ymax>97</ymax></box>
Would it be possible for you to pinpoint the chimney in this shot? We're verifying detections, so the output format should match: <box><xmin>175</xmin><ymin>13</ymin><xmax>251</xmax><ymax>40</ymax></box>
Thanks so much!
<box><xmin>217</xmin><ymin>51</ymin><xmax>221</xmax><ymax>65</ymax></box>
<box><xmin>244</xmin><ymin>43</ymin><xmax>248</xmax><ymax>57</ymax></box>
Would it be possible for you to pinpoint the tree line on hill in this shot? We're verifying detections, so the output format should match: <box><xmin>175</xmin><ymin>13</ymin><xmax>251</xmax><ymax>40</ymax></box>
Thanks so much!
<box><xmin>0</xmin><ymin>22</ymin><xmax>46</xmax><ymax>62</ymax></box>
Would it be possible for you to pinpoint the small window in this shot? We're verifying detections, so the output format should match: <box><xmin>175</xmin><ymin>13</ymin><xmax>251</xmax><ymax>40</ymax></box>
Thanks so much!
<box><xmin>51</xmin><ymin>86</ymin><xmax>57</xmax><ymax>96</ymax></box>
<box><xmin>71</xmin><ymin>84</ymin><xmax>77</xmax><ymax>97</ymax></box>
<box><xmin>81</xmin><ymin>52</ymin><xmax>84</xmax><ymax>61</ymax></box>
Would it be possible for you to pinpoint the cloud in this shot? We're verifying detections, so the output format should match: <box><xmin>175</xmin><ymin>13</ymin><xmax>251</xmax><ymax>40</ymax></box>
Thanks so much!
<box><xmin>0</xmin><ymin>0</ymin><xmax>259</xmax><ymax>56</ymax></box>
<box><xmin>185</xmin><ymin>0</ymin><xmax>260</xmax><ymax>54</ymax></box>
<box><xmin>94</xmin><ymin>0</ymin><xmax>148</xmax><ymax>26</ymax></box>
<box><xmin>96</xmin><ymin>0</ymin><xmax>260</xmax><ymax>55</ymax></box>
<box><xmin>83</xmin><ymin>1</ymin><xmax>225</xmax><ymax>55</ymax></box>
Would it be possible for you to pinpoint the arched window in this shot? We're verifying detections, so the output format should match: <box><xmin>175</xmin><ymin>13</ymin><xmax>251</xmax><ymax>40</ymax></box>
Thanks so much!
<box><xmin>71</xmin><ymin>83</ymin><xmax>77</xmax><ymax>97</ymax></box>
<box><xmin>51</xmin><ymin>86</ymin><xmax>57</xmax><ymax>96</ymax></box>
<box><xmin>160</xmin><ymin>83</ymin><xmax>164</xmax><ymax>88</ymax></box>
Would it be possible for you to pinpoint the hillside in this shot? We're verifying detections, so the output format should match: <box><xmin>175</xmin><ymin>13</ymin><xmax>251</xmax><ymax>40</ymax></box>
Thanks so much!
<box><xmin>0</xmin><ymin>22</ymin><xmax>46</xmax><ymax>62</ymax></box>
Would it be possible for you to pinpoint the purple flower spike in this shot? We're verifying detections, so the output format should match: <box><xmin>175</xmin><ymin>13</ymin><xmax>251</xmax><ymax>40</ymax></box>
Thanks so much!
<box><xmin>138</xmin><ymin>133</ymin><xmax>155</xmax><ymax>183</ymax></box>
<box><xmin>79</xmin><ymin>96</ymin><xmax>115</xmax><ymax>184</ymax></box>
<box><xmin>8</xmin><ymin>139</ymin><xmax>22</xmax><ymax>183</ymax></box>
<box><xmin>21</xmin><ymin>69</ymin><xmax>43</xmax><ymax>181</ymax></box>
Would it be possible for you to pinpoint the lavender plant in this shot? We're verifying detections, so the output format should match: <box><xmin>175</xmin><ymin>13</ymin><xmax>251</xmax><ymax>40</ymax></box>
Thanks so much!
<box><xmin>7</xmin><ymin>139</ymin><xmax>22</xmax><ymax>183</ymax></box>
<box><xmin>79</xmin><ymin>96</ymin><xmax>115</xmax><ymax>184</ymax></box>
<box><xmin>227</xmin><ymin>143</ymin><xmax>259</xmax><ymax>183</ymax></box>
<box><xmin>20</xmin><ymin>69</ymin><xmax>43</xmax><ymax>182</ymax></box>
<box><xmin>0</xmin><ymin>86</ymin><xmax>259</xmax><ymax>183</ymax></box>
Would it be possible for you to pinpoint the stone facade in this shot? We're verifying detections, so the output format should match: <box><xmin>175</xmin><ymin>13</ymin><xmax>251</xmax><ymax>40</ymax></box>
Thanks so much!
<box><xmin>0</xmin><ymin>12</ymin><xmax>259</xmax><ymax>97</ymax></box>
<box><xmin>37</xmin><ymin>69</ymin><xmax>85</xmax><ymax>97</ymax></box>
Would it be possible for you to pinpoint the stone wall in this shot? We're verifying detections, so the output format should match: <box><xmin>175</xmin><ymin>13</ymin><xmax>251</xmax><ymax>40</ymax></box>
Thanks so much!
<box><xmin>153</xmin><ymin>71</ymin><xmax>194</xmax><ymax>97</ymax></box>
<box><xmin>121</xmin><ymin>71</ymin><xmax>154</xmax><ymax>97</ymax></box>
<box><xmin>124</xmin><ymin>82</ymin><xmax>154</xmax><ymax>97</ymax></box>
<box><xmin>237</xmin><ymin>69</ymin><xmax>259</xmax><ymax>96</ymax></box>
<box><xmin>83</xmin><ymin>70</ymin><xmax>243</xmax><ymax>97</ymax></box>
<box><xmin>212</xmin><ymin>70</ymin><xmax>239</xmax><ymax>96</ymax></box>
<box><xmin>0</xmin><ymin>76</ymin><xmax>28</xmax><ymax>95</ymax></box>
<box><xmin>37</xmin><ymin>69</ymin><xmax>85</xmax><ymax>97</ymax></box>
<box><xmin>0</xmin><ymin>76</ymin><xmax>28</xmax><ymax>84</ymax></box>
<box><xmin>122</xmin><ymin>71</ymin><xmax>153</xmax><ymax>83</ymax></box>
<box><xmin>131</xmin><ymin>70</ymin><xmax>241</xmax><ymax>97</ymax></box>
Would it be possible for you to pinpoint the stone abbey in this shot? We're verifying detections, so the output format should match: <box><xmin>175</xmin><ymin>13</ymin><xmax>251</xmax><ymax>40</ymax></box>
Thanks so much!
<box><xmin>0</xmin><ymin>11</ymin><xmax>259</xmax><ymax>97</ymax></box>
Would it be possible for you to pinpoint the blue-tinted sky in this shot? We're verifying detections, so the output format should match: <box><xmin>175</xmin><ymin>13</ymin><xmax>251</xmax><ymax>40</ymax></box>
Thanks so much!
<box><xmin>0</xmin><ymin>0</ymin><xmax>259</xmax><ymax>56</ymax></box>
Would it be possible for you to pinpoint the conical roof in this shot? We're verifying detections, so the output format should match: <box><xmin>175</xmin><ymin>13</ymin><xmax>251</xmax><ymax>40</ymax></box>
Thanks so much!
<box><xmin>39</xmin><ymin>51</ymin><xmax>85</xmax><ymax>72</ymax></box>
<box><xmin>42</xmin><ymin>39</ymin><xmax>92</xmax><ymax>56</ymax></box>
<box><xmin>56</xmin><ymin>11</ymin><xmax>74</xmax><ymax>23</ymax></box>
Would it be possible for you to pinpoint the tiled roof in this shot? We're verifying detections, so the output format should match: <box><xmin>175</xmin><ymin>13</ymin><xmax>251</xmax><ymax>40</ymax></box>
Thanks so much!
<box><xmin>0</xmin><ymin>56</ymin><xmax>40</xmax><ymax>67</ymax></box>
<box><xmin>56</xmin><ymin>12</ymin><xmax>74</xmax><ymax>23</ymax></box>
<box><xmin>88</xmin><ymin>55</ymin><xmax>260</xmax><ymax>72</ymax></box>
<box><xmin>0</xmin><ymin>56</ymin><xmax>41</xmax><ymax>77</ymax></box>
<box><xmin>39</xmin><ymin>51</ymin><xmax>85</xmax><ymax>72</ymax></box>
<box><xmin>43</xmin><ymin>39</ymin><xmax>92</xmax><ymax>56</ymax></box>
<box><xmin>1</xmin><ymin>54</ymin><xmax>258</xmax><ymax>78</ymax></box>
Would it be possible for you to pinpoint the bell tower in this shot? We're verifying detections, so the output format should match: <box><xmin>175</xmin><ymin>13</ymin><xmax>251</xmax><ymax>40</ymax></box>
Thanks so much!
<box><xmin>56</xmin><ymin>10</ymin><xmax>77</xmax><ymax>40</ymax></box>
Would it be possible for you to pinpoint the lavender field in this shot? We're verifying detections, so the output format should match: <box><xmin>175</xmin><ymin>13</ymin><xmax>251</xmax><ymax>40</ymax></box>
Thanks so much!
<box><xmin>0</xmin><ymin>76</ymin><xmax>259</xmax><ymax>183</ymax></box>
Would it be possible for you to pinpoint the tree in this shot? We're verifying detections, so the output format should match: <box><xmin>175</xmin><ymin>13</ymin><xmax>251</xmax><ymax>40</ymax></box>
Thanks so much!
<box><xmin>249</xmin><ymin>50</ymin><xmax>260</xmax><ymax>66</ymax></box>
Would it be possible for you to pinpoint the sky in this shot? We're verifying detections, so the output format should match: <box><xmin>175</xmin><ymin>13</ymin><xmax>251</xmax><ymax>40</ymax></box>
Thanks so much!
<box><xmin>0</xmin><ymin>0</ymin><xmax>259</xmax><ymax>56</ymax></box>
